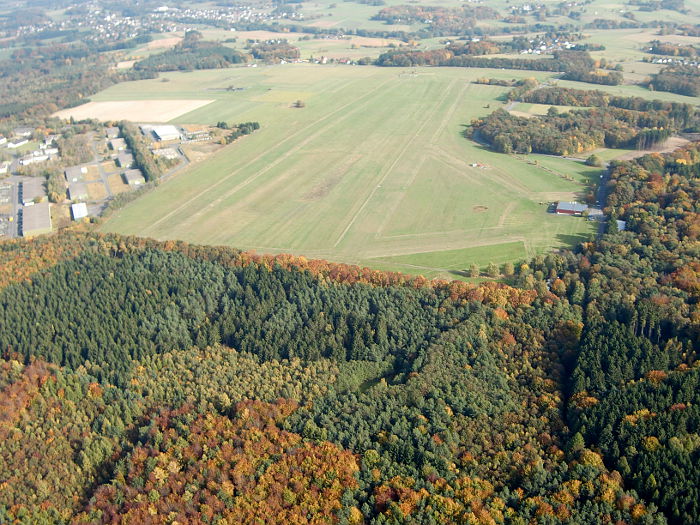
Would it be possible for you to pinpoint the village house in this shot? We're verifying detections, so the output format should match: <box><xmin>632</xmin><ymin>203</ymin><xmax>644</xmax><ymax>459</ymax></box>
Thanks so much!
<box><xmin>7</xmin><ymin>138</ymin><xmax>29</xmax><ymax>149</ymax></box>
<box><xmin>12</xmin><ymin>127</ymin><xmax>34</xmax><ymax>138</ymax></box>
<box><xmin>19</xmin><ymin>154</ymin><xmax>49</xmax><ymax>166</ymax></box>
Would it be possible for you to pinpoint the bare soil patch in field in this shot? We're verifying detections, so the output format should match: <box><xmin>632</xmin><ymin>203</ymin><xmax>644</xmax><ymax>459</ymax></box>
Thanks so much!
<box><xmin>350</xmin><ymin>36</ymin><xmax>401</xmax><ymax>47</ymax></box>
<box><xmin>232</xmin><ymin>30</ymin><xmax>296</xmax><ymax>41</ymax></box>
<box><xmin>473</xmin><ymin>205</ymin><xmax>488</xmax><ymax>213</ymax></box>
<box><xmin>53</xmin><ymin>100</ymin><xmax>215</xmax><ymax>122</ymax></box>
<box><xmin>87</xmin><ymin>182</ymin><xmax>108</xmax><ymax>201</ymax></box>
<box><xmin>307</xmin><ymin>20</ymin><xmax>340</xmax><ymax>28</ymax></box>
<box><xmin>107</xmin><ymin>174</ymin><xmax>130</xmax><ymax>194</ymax></box>
<box><xmin>616</xmin><ymin>136</ymin><xmax>690</xmax><ymax>160</ymax></box>
<box><xmin>181</xmin><ymin>142</ymin><xmax>225</xmax><ymax>163</ymax></box>
<box><xmin>509</xmin><ymin>110</ymin><xmax>535</xmax><ymax>118</ymax></box>
<box><xmin>147</xmin><ymin>37</ymin><xmax>182</xmax><ymax>50</ymax></box>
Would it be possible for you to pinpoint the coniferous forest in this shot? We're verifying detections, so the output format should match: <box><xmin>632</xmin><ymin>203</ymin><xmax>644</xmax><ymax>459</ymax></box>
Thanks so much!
<box><xmin>0</xmin><ymin>144</ymin><xmax>699</xmax><ymax>524</ymax></box>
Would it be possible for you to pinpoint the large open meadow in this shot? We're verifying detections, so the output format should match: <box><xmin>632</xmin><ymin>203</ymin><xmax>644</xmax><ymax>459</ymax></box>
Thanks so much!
<box><xmin>98</xmin><ymin>64</ymin><xmax>601</xmax><ymax>279</ymax></box>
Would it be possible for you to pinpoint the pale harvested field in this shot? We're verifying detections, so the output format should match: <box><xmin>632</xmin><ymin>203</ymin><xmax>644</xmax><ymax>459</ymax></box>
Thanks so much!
<box><xmin>115</xmin><ymin>60</ymin><xmax>136</xmax><ymax>69</ymax></box>
<box><xmin>53</xmin><ymin>100</ymin><xmax>215</xmax><ymax>122</ymax></box>
<box><xmin>350</xmin><ymin>36</ymin><xmax>400</xmax><ymax>47</ymax></box>
<box><xmin>306</xmin><ymin>20</ymin><xmax>340</xmax><ymax>28</ymax></box>
<box><xmin>147</xmin><ymin>37</ymin><xmax>181</xmax><ymax>49</ymax></box>
<box><xmin>233</xmin><ymin>30</ymin><xmax>298</xmax><ymax>41</ymax></box>
<box><xmin>616</xmin><ymin>137</ymin><xmax>690</xmax><ymax>160</ymax></box>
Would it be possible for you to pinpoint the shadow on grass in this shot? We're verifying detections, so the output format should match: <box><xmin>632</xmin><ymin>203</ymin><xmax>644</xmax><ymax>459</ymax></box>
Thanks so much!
<box><xmin>556</xmin><ymin>232</ymin><xmax>595</xmax><ymax>250</ymax></box>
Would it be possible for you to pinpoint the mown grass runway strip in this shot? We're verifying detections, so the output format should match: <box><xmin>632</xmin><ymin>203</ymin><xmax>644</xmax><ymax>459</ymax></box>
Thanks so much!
<box><xmin>101</xmin><ymin>65</ymin><xmax>599</xmax><ymax>278</ymax></box>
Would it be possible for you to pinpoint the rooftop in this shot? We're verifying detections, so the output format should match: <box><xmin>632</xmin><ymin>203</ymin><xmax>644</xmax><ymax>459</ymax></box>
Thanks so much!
<box><xmin>71</xmin><ymin>202</ymin><xmax>89</xmax><ymax>220</ymax></box>
<box><xmin>117</xmin><ymin>152</ymin><xmax>135</xmax><ymax>166</ymax></box>
<box><xmin>21</xmin><ymin>178</ymin><xmax>46</xmax><ymax>204</ymax></box>
<box><xmin>65</xmin><ymin>165</ymin><xmax>87</xmax><ymax>181</ymax></box>
<box><xmin>22</xmin><ymin>201</ymin><xmax>52</xmax><ymax>236</ymax></box>
<box><xmin>123</xmin><ymin>169</ymin><xmax>146</xmax><ymax>185</ymax></box>
<box><xmin>556</xmin><ymin>201</ymin><xmax>588</xmax><ymax>213</ymax></box>
<box><xmin>68</xmin><ymin>181</ymin><xmax>89</xmax><ymax>200</ymax></box>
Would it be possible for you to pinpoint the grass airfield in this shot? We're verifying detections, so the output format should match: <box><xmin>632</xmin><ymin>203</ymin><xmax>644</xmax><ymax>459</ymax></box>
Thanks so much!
<box><xmin>100</xmin><ymin>64</ymin><xmax>599</xmax><ymax>279</ymax></box>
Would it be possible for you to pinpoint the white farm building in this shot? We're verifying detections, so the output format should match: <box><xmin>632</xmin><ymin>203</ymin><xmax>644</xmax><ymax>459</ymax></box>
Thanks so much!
<box><xmin>151</xmin><ymin>125</ymin><xmax>181</xmax><ymax>142</ymax></box>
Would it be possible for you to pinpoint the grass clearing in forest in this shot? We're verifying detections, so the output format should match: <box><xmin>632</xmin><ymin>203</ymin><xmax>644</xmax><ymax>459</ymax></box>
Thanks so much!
<box><xmin>99</xmin><ymin>65</ymin><xmax>604</xmax><ymax>279</ymax></box>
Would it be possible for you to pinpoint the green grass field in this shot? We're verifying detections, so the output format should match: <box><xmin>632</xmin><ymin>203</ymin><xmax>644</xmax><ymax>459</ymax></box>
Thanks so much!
<box><xmin>98</xmin><ymin>64</ymin><xmax>601</xmax><ymax>279</ymax></box>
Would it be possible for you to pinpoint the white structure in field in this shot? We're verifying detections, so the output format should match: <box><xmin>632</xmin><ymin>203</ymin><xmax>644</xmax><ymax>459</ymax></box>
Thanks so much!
<box><xmin>150</xmin><ymin>125</ymin><xmax>181</xmax><ymax>142</ymax></box>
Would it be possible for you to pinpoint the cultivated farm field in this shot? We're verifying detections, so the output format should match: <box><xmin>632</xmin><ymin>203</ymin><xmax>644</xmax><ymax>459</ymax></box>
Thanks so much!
<box><xmin>54</xmin><ymin>99</ymin><xmax>215</xmax><ymax>122</ymax></box>
<box><xmin>100</xmin><ymin>64</ymin><xmax>600</xmax><ymax>279</ymax></box>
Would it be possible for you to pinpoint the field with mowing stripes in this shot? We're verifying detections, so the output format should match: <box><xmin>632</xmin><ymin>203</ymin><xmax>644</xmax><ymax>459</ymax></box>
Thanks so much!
<box><xmin>101</xmin><ymin>64</ymin><xmax>598</xmax><ymax>279</ymax></box>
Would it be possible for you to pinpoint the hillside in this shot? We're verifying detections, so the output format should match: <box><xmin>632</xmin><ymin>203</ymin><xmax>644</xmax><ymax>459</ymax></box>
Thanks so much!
<box><xmin>0</xmin><ymin>143</ymin><xmax>698</xmax><ymax>523</ymax></box>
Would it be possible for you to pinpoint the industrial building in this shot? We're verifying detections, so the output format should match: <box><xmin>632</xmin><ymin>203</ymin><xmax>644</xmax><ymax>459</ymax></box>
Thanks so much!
<box><xmin>122</xmin><ymin>169</ymin><xmax>146</xmax><ymax>186</ymax></box>
<box><xmin>150</xmin><ymin>125</ymin><xmax>181</xmax><ymax>142</ymax></box>
<box><xmin>116</xmin><ymin>152</ymin><xmax>135</xmax><ymax>168</ymax></box>
<box><xmin>68</xmin><ymin>181</ymin><xmax>89</xmax><ymax>201</ymax></box>
<box><xmin>21</xmin><ymin>201</ymin><xmax>52</xmax><ymax>237</ymax></box>
<box><xmin>555</xmin><ymin>201</ymin><xmax>588</xmax><ymax>216</ymax></box>
<box><xmin>65</xmin><ymin>165</ymin><xmax>88</xmax><ymax>182</ymax></box>
<box><xmin>20</xmin><ymin>178</ymin><xmax>46</xmax><ymax>205</ymax></box>
<box><xmin>71</xmin><ymin>202</ymin><xmax>89</xmax><ymax>220</ymax></box>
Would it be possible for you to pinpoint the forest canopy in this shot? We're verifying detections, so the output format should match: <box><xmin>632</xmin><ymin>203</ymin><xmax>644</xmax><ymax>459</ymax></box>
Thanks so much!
<box><xmin>0</xmin><ymin>140</ymin><xmax>698</xmax><ymax>523</ymax></box>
